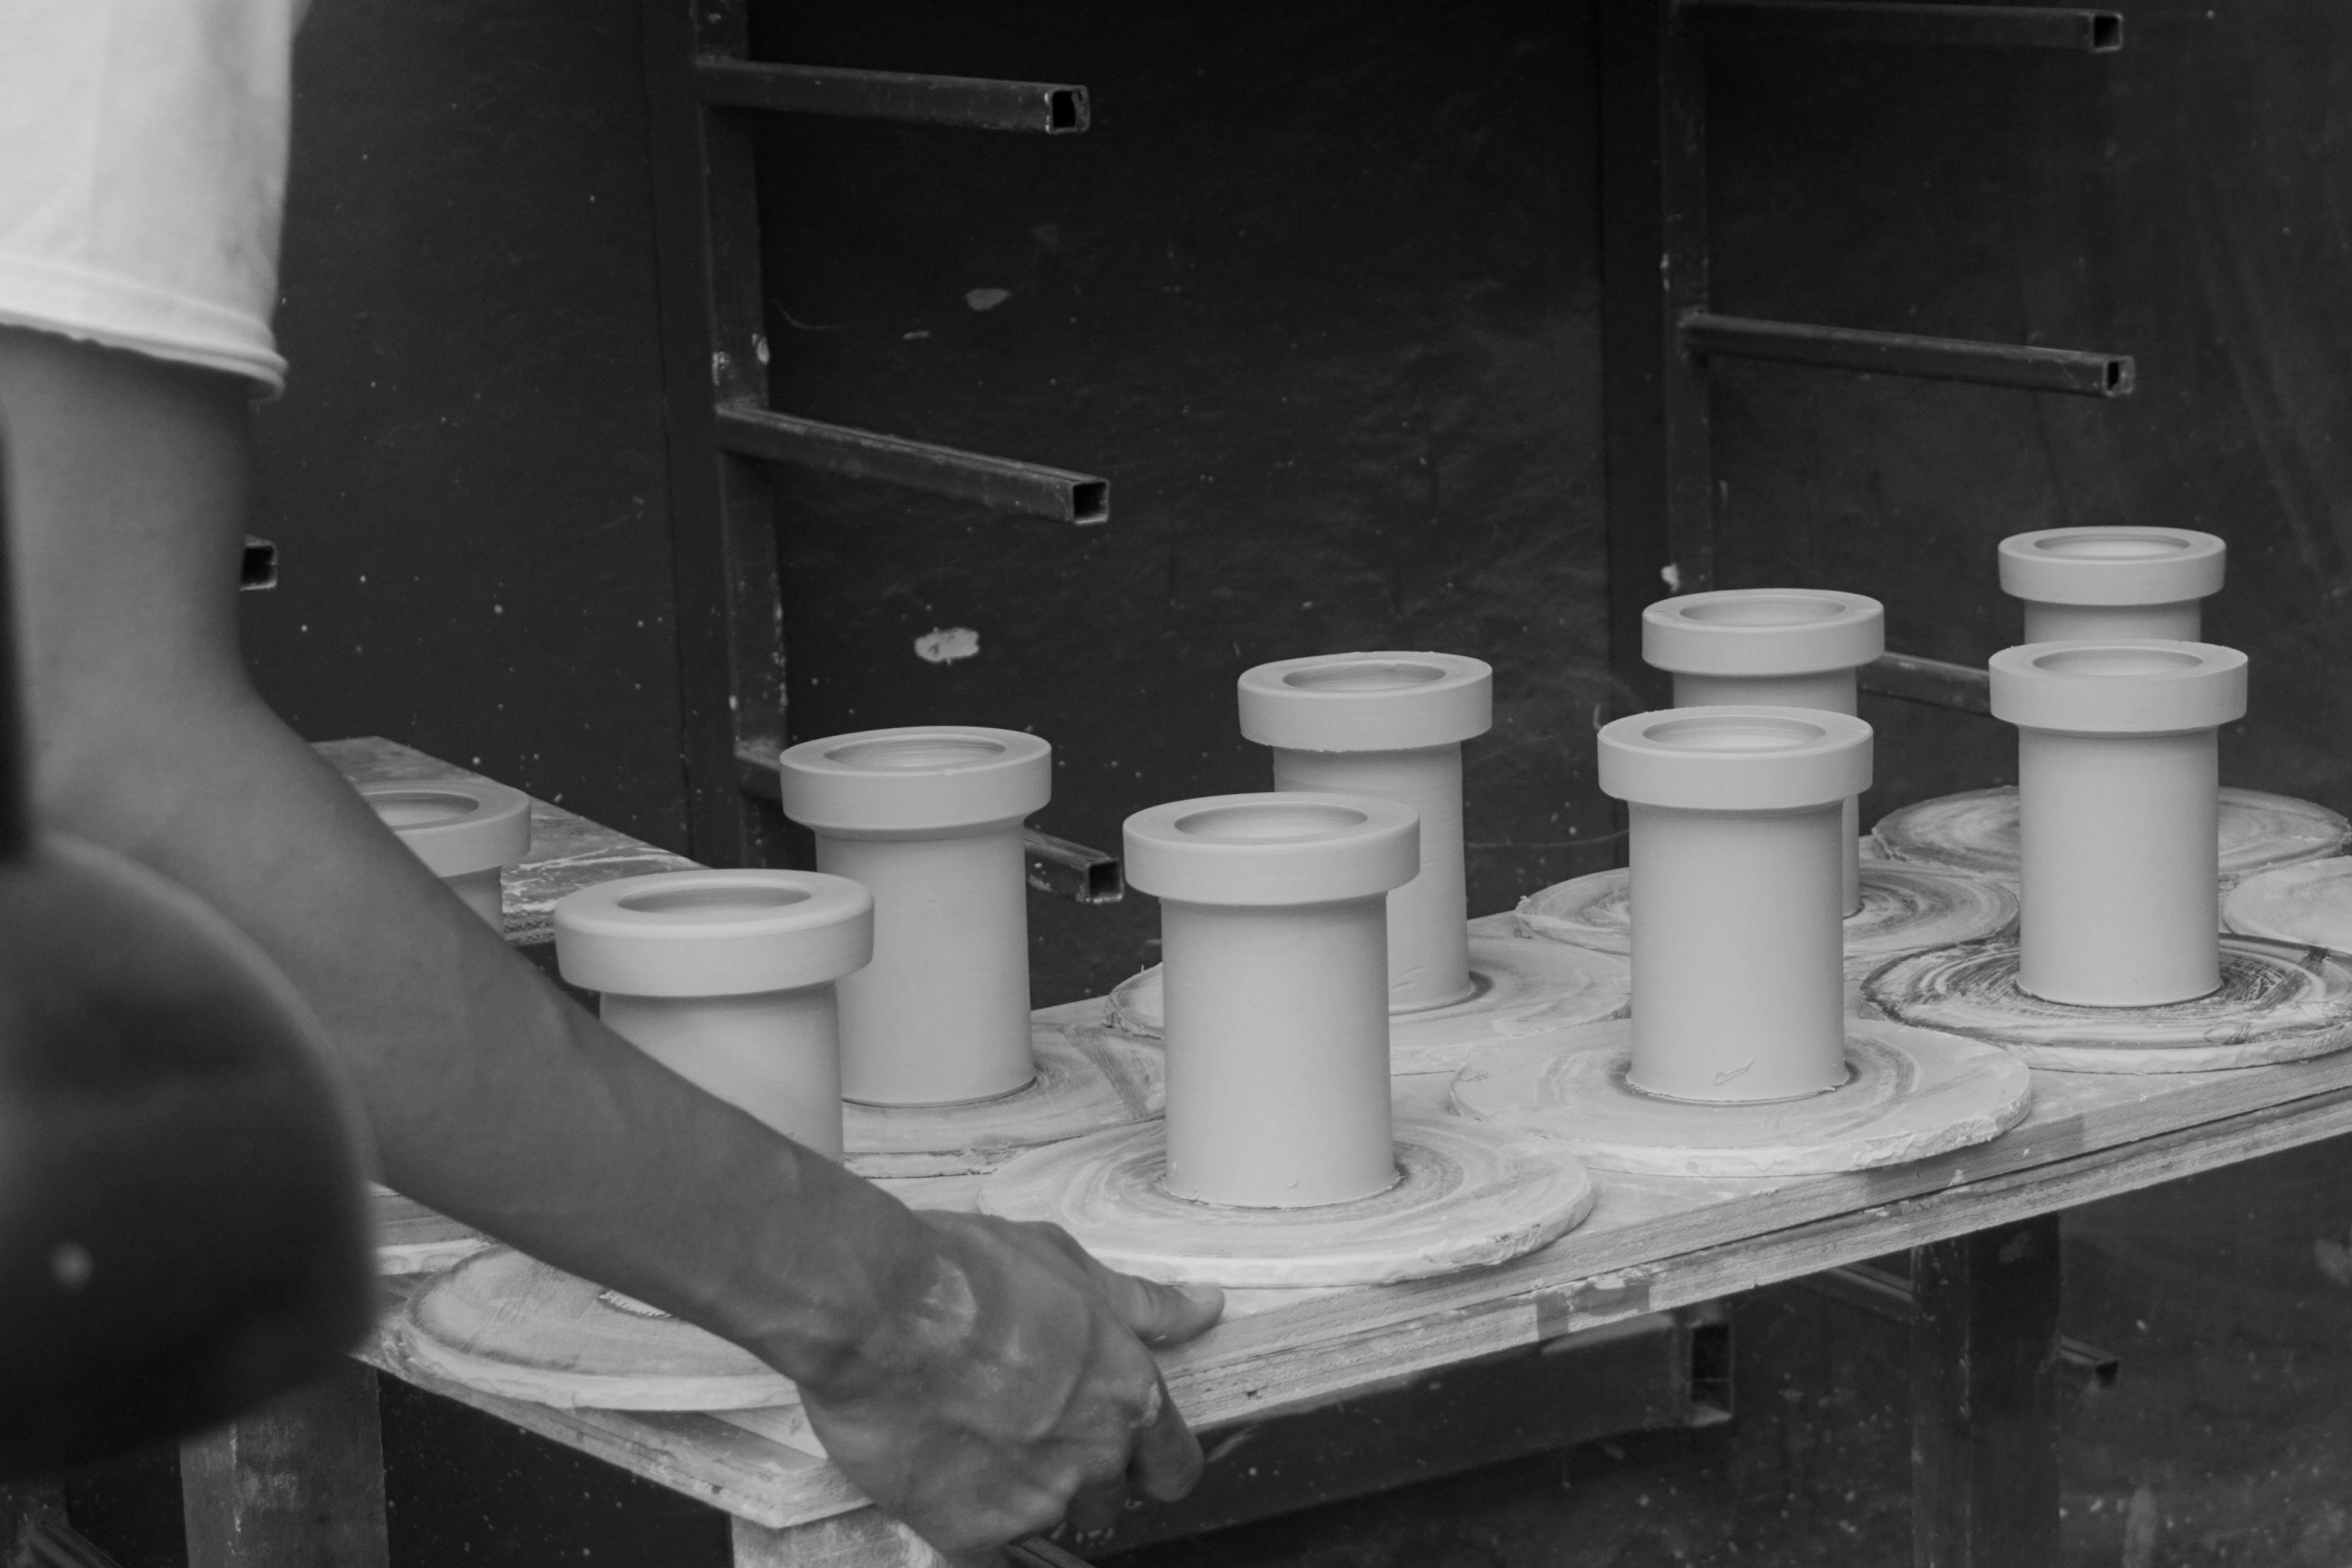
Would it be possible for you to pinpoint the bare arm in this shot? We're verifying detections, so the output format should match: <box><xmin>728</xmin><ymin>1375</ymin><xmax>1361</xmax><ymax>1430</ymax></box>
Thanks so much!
<box><xmin>0</xmin><ymin>326</ymin><xmax>1217</xmax><ymax>1557</ymax></box>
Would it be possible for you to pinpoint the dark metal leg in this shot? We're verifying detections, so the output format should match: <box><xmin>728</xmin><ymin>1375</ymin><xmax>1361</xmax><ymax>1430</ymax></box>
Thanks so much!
<box><xmin>1911</xmin><ymin>1215</ymin><xmax>2063</xmax><ymax>1568</ymax></box>
<box><xmin>179</xmin><ymin>1358</ymin><xmax>388</xmax><ymax>1568</ymax></box>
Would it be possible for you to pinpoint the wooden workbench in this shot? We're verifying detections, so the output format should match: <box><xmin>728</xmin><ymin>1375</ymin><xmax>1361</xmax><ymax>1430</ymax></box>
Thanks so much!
<box><xmin>181</xmin><ymin>742</ymin><xmax>2352</xmax><ymax>1568</ymax></box>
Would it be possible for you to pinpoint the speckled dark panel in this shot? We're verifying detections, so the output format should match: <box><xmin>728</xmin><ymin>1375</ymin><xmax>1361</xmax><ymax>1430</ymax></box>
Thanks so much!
<box><xmin>743</xmin><ymin>0</ymin><xmax>1616</xmax><ymax>1004</ymax></box>
<box><xmin>241</xmin><ymin>0</ymin><xmax>691</xmax><ymax>856</ymax></box>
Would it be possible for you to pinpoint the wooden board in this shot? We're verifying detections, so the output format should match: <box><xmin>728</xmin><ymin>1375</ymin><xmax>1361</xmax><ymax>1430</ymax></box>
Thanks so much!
<box><xmin>317</xmin><ymin>737</ymin><xmax>697</xmax><ymax>947</ymax></box>
<box><xmin>1513</xmin><ymin>862</ymin><xmax>2017</xmax><ymax>975</ymax></box>
<box><xmin>371</xmin><ymin>1185</ymin><xmax>488</xmax><ymax>1276</ymax></box>
<box><xmin>396</xmin><ymin>1246</ymin><xmax>798</xmax><ymax>1411</ymax></box>
<box><xmin>2223</xmin><ymin>857</ymin><xmax>2352</xmax><ymax>952</ymax></box>
<box><xmin>1448</xmin><ymin>1017</ymin><xmax>2032</xmax><ymax>1178</ymax></box>
<box><xmin>1103</xmin><ymin>933</ymin><xmax>1631</xmax><ymax>1076</ymax></box>
<box><xmin>1869</xmin><ymin>783</ymin><xmax>2348</xmax><ymax>882</ymax></box>
<box><xmin>1865</xmin><ymin>935</ymin><xmax>2352</xmax><ymax>1072</ymax></box>
<box><xmin>977</xmin><ymin>1111</ymin><xmax>1595</xmax><ymax>1288</ymax></box>
<box><xmin>843</xmin><ymin>1022</ymin><xmax>1164</xmax><ymax>1179</ymax></box>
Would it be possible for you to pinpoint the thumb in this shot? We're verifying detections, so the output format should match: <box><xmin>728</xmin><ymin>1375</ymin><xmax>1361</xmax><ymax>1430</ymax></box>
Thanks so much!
<box><xmin>1093</xmin><ymin>1265</ymin><xmax>1225</xmax><ymax>1347</ymax></box>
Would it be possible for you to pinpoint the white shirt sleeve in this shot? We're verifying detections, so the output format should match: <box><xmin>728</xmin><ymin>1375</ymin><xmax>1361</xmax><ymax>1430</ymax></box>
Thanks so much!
<box><xmin>0</xmin><ymin>0</ymin><xmax>308</xmax><ymax>396</ymax></box>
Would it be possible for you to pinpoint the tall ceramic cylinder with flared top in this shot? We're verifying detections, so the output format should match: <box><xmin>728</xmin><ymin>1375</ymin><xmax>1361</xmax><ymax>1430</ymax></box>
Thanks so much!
<box><xmin>1599</xmin><ymin>706</ymin><xmax>1874</xmax><ymax>1102</ymax></box>
<box><xmin>554</xmin><ymin>870</ymin><xmax>873</xmax><ymax>1160</ymax></box>
<box><xmin>1123</xmin><ymin>792</ymin><xmax>1419</xmax><ymax>1207</ymax></box>
<box><xmin>1236</xmin><ymin>653</ymin><xmax>1490</xmax><ymax>1012</ymax></box>
<box><xmin>361</xmin><ymin>778</ymin><xmax>532</xmax><ymax>929</ymax></box>
<box><xmin>1999</xmin><ymin>527</ymin><xmax>2225</xmax><ymax>643</ymax></box>
<box><xmin>1990</xmin><ymin>641</ymin><xmax>2248</xmax><ymax>1007</ymax></box>
<box><xmin>1641</xmin><ymin>590</ymin><xmax>1883</xmax><ymax>916</ymax></box>
<box><xmin>777</xmin><ymin>727</ymin><xmax>1052</xmax><ymax>1107</ymax></box>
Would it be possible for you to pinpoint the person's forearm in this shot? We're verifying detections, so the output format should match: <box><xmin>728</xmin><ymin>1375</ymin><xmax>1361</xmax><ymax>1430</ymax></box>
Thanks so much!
<box><xmin>0</xmin><ymin>327</ymin><xmax>934</xmax><ymax>1375</ymax></box>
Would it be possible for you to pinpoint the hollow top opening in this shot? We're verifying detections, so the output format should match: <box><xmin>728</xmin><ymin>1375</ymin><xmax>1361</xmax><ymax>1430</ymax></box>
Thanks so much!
<box><xmin>2029</xmin><ymin>531</ymin><xmax>2190</xmax><ymax>562</ymax></box>
<box><xmin>1641</xmin><ymin>714</ymin><xmax>1828</xmax><ymax>753</ymax></box>
<box><xmin>369</xmin><ymin>791</ymin><xmax>482</xmax><ymax>830</ymax></box>
<box><xmin>1172</xmin><ymin>802</ymin><xmax>1369</xmax><ymax>842</ymax></box>
<box><xmin>2029</xmin><ymin>645</ymin><xmax>2205</xmax><ymax>678</ymax></box>
<box><xmin>1282</xmin><ymin>660</ymin><xmax>1450</xmax><ymax>693</ymax></box>
<box><xmin>615</xmin><ymin>884</ymin><xmax>815</xmax><ymax>920</ymax></box>
<box><xmin>825</xmin><ymin>735</ymin><xmax>1008</xmax><ymax>770</ymax></box>
<box><xmin>1673</xmin><ymin>594</ymin><xmax>1848</xmax><ymax>628</ymax></box>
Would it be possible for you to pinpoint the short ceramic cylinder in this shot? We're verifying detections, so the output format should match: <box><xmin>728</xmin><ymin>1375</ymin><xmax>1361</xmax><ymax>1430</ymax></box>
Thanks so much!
<box><xmin>1237</xmin><ymin>652</ymin><xmax>1491</xmax><ymax>1012</ymax></box>
<box><xmin>361</xmin><ymin>779</ymin><xmax>532</xmax><ymax>929</ymax></box>
<box><xmin>1990</xmin><ymin>641</ymin><xmax>2249</xmax><ymax>1007</ymax></box>
<box><xmin>1123</xmin><ymin>792</ymin><xmax>1420</xmax><ymax>1208</ymax></box>
<box><xmin>1598</xmin><ymin>707</ymin><xmax>1874</xmax><ymax>1103</ymax></box>
<box><xmin>777</xmin><ymin>726</ymin><xmax>1052</xmax><ymax>1107</ymax></box>
<box><xmin>1642</xmin><ymin>590</ymin><xmax>1884</xmax><ymax>916</ymax></box>
<box><xmin>1998</xmin><ymin>527</ymin><xmax>2225</xmax><ymax>643</ymax></box>
<box><xmin>553</xmin><ymin>870</ymin><xmax>873</xmax><ymax>1159</ymax></box>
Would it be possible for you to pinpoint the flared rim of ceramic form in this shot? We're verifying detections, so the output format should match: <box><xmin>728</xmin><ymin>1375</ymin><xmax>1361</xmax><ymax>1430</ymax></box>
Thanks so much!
<box><xmin>359</xmin><ymin>778</ymin><xmax>532</xmax><ymax>878</ymax></box>
<box><xmin>1104</xmin><ymin>932</ymin><xmax>1632</xmax><ymax>1075</ymax></box>
<box><xmin>1863</xmin><ymin>934</ymin><xmax>2352</xmax><ymax>1072</ymax></box>
<box><xmin>1122</xmin><ymin>791</ymin><xmax>1420</xmax><ymax>906</ymax></box>
<box><xmin>842</xmin><ymin>1020</ymin><xmax>1166</xmax><ymax>1178</ymax></box>
<box><xmin>1513</xmin><ymin>861</ymin><xmax>2018</xmax><ymax>970</ymax></box>
<box><xmin>1640</xmin><ymin>589</ymin><xmax>1884</xmax><ymax>678</ymax></box>
<box><xmin>775</xmin><ymin>725</ymin><xmax>1052</xmax><ymax>836</ymax></box>
<box><xmin>552</xmin><ymin>868</ymin><xmax>873</xmax><ymax>998</ymax></box>
<box><xmin>1870</xmin><ymin>784</ymin><xmax>2350</xmax><ymax>881</ymax></box>
<box><xmin>2223</xmin><ymin>857</ymin><xmax>2352</xmax><ymax>954</ymax></box>
<box><xmin>1236</xmin><ymin>650</ymin><xmax>1493</xmax><ymax>753</ymax></box>
<box><xmin>1598</xmin><ymin>707</ymin><xmax>1873</xmax><ymax>812</ymax></box>
<box><xmin>975</xmin><ymin>1111</ymin><xmax>1594</xmax><ymax>1287</ymax></box>
<box><xmin>373</xmin><ymin>1186</ymin><xmax>489</xmax><ymax>1276</ymax></box>
<box><xmin>1997</xmin><ymin>527</ymin><xmax>2226</xmax><ymax>607</ymax></box>
<box><xmin>1989</xmin><ymin>641</ymin><xmax>2246</xmax><ymax>735</ymax></box>
<box><xmin>1447</xmin><ymin>1016</ymin><xmax>2032</xmax><ymax>1178</ymax></box>
<box><xmin>396</xmin><ymin>1245</ymin><xmax>798</xmax><ymax>1410</ymax></box>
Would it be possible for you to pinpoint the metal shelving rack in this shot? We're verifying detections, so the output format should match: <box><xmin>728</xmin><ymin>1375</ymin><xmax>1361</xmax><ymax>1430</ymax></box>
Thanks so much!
<box><xmin>639</xmin><ymin>0</ymin><xmax>1119</xmax><ymax>899</ymax></box>
<box><xmin>1600</xmin><ymin>0</ymin><xmax>2131</xmax><ymax>722</ymax></box>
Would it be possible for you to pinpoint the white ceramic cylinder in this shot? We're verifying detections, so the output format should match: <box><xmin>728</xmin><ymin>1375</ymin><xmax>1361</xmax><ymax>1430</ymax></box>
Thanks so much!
<box><xmin>1644</xmin><ymin>590</ymin><xmax>1883</xmax><ymax>916</ymax></box>
<box><xmin>1237</xmin><ymin>652</ymin><xmax>1490</xmax><ymax>1012</ymax></box>
<box><xmin>1990</xmin><ymin>641</ymin><xmax>2249</xmax><ymax>1006</ymax></box>
<box><xmin>1999</xmin><ymin>527</ymin><xmax>2224</xmax><ymax>643</ymax></box>
<box><xmin>1124</xmin><ymin>792</ymin><xmax>1419</xmax><ymax>1208</ymax></box>
<box><xmin>1599</xmin><ymin>707</ymin><xmax>1874</xmax><ymax>1103</ymax></box>
<box><xmin>553</xmin><ymin>870</ymin><xmax>873</xmax><ymax>1160</ymax></box>
<box><xmin>777</xmin><ymin>726</ymin><xmax>1052</xmax><ymax>1107</ymax></box>
<box><xmin>361</xmin><ymin>778</ymin><xmax>532</xmax><ymax>929</ymax></box>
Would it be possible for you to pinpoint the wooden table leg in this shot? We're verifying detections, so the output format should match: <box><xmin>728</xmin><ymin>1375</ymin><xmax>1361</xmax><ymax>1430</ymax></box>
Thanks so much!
<box><xmin>179</xmin><ymin>1358</ymin><xmax>389</xmax><ymax>1568</ymax></box>
<box><xmin>1911</xmin><ymin>1214</ymin><xmax>2063</xmax><ymax>1568</ymax></box>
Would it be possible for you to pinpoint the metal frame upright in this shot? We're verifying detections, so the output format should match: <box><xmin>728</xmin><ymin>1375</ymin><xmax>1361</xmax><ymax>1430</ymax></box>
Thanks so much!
<box><xmin>639</xmin><ymin>0</ymin><xmax>1118</xmax><ymax>899</ymax></box>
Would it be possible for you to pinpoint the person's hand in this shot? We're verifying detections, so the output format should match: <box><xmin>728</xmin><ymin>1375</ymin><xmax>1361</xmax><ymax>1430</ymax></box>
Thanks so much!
<box><xmin>794</xmin><ymin>1210</ymin><xmax>1224</xmax><ymax>1566</ymax></box>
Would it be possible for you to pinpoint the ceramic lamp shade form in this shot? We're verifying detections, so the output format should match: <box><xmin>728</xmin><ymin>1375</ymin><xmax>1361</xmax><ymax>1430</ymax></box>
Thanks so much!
<box><xmin>1599</xmin><ymin>706</ymin><xmax>1874</xmax><ymax>1103</ymax></box>
<box><xmin>1990</xmin><ymin>640</ymin><xmax>2247</xmax><ymax>1008</ymax></box>
<box><xmin>1123</xmin><ymin>791</ymin><xmax>1419</xmax><ymax>1208</ymax></box>
<box><xmin>777</xmin><ymin>726</ymin><xmax>1051</xmax><ymax>1107</ymax></box>
<box><xmin>1642</xmin><ymin>589</ymin><xmax>1884</xmax><ymax>915</ymax></box>
<box><xmin>1998</xmin><ymin>527</ymin><xmax>2225</xmax><ymax>643</ymax></box>
<box><xmin>362</xmin><ymin>778</ymin><xmax>532</xmax><ymax>929</ymax></box>
<box><xmin>554</xmin><ymin>869</ymin><xmax>873</xmax><ymax>1159</ymax></box>
<box><xmin>1237</xmin><ymin>652</ymin><xmax>1491</xmax><ymax>1012</ymax></box>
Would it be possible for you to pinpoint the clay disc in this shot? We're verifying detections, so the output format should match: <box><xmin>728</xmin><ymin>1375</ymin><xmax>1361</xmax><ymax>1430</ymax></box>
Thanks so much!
<box><xmin>976</xmin><ymin>1112</ymin><xmax>1596</xmax><ymax>1288</ymax></box>
<box><xmin>2223</xmin><ymin>858</ymin><xmax>2352</xmax><ymax>953</ymax></box>
<box><xmin>1513</xmin><ymin>863</ymin><xmax>2017</xmax><ymax>974</ymax></box>
<box><xmin>1104</xmin><ymin>934</ymin><xmax>1631</xmax><ymax>1077</ymax></box>
<box><xmin>1448</xmin><ymin>1017</ymin><xmax>2032</xmax><ymax>1178</ymax></box>
<box><xmin>843</xmin><ymin>1021</ymin><xmax>1164</xmax><ymax>1179</ymax></box>
<box><xmin>396</xmin><ymin>1245</ymin><xmax>798</xmax><ymax>1410</ymax></box>
<box><xmin>373</xmin><ymin>1185</ymin><xmax>490</xmax><ymax>1276</ymax></box>
<box><xmin>1871</xmin><ymin>785</ymin><xmax>2350</xmax><ymax>882</ymax></box>
<box><xmin>1864</xmin><ymin>935</ymin><xmax>2352</xmax><ymax>1073</ymax></box>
